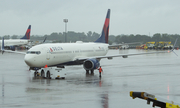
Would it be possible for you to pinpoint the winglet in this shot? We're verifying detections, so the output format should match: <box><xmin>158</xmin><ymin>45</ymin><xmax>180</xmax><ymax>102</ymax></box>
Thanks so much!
<box><xmin>95</xmin><ymin>9</ymin><xmax>110</xmax><ymax>44</ymax></box>
<box><xmin>171</xmin><ymin>38</ymin><xmax>178</xmax><ymax>56</ymax></box>
<box><xmin>1</xmin><ymin>37</ymin><xmax>5</xmax><ymax>54</ymax></box>
<box><xmin>20</xmin><ymin>25</ymin><xmax>31</xmax><ymax>40</ymax></box>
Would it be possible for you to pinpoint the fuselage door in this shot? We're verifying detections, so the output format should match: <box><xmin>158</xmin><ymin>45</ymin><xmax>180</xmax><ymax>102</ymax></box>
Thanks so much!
<box><xmin>46</xmin><ymin>48</ymin><xmax>50</xmax><ymax>60</ymax></box>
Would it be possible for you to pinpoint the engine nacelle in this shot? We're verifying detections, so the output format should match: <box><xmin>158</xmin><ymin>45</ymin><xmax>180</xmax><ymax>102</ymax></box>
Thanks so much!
<box><xmin>83</xmin><ymin>58</ymin><xmax>100</xmax><ymax>70</ymax></box>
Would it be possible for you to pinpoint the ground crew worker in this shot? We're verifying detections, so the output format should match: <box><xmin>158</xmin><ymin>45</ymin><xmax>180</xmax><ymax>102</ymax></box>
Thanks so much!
<box><xmin>98</xmin><ymin>66</ymin><xmax>103</xmax><ymax>77</ymax></box>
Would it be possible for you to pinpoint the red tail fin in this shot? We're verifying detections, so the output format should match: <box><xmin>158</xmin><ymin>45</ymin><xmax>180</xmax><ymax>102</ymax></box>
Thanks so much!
<box><xmin>95</xmin><ymin>9</ymin><xmax>110</xmax><ymax>44</ymax></box>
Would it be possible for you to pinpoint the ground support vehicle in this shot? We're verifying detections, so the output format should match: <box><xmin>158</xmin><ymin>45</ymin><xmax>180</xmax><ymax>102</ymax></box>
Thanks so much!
<box><xmin>32</xmin><ymin>67</ymin><xmax>66</xmax><ymax>79</ymax></box>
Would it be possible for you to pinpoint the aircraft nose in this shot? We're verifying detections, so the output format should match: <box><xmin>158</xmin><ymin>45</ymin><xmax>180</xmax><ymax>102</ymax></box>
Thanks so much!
<box><xmin>24</xmin><ymin>55</ymin><xmax>35</xmax><ymax>67</ymax></box>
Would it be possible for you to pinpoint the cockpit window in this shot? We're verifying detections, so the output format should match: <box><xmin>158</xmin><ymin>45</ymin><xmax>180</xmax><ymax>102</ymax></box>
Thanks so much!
<box><xmin>26</xmin><ymin>51</ymin><xmax>41</xmax><ymax>54</ymax></box>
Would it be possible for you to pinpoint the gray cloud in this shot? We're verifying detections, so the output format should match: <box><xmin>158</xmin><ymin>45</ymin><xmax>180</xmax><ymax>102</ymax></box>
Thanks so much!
<box><xmin>0</xmin><ymin>0</ymin><xmax>180</xmax><ymax>36</ymax></box>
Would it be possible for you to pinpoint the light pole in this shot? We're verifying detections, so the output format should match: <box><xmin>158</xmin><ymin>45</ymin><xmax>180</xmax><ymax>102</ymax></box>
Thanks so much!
<box><xmin>63</xmin><ymin>19</ymin><xmax>68</xmax><ymax>42</ymax></box>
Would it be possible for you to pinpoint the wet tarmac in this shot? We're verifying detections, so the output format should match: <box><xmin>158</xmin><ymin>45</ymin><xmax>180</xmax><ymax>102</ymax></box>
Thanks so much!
<box><xmin>0</xmin><ymin>49</ymin><xmax>180</xmax><ymax>108</ymax></box>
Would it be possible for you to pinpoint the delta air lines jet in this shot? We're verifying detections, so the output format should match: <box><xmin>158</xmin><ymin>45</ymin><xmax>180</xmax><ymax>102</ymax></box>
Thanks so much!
<box><xmin>1</xmin><ymin>9</ymin><xmax>177</xmax><ymax>78</ymax></box>
<box><xmin>0</xmin><ymin>25</ymin><xmax>31</xmax><ymax>50</ymax></box>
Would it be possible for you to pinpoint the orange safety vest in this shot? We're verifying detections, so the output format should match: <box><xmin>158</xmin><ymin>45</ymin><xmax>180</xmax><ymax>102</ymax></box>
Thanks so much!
<box><xmin>99</xmin><ymin>67</ymin><xmax>103</xmax><ymax>73</ymax></box>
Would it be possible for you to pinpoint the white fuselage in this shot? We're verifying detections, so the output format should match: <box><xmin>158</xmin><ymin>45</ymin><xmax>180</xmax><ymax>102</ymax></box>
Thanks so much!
<box><xmin>0</xmin><ymin>39</ymin><xmax>29</xmax><ymax>46</ymax></box>
<box><xmin>24</xmin><ymin>42</ymin><xmax>109</xmax><ymax>68</ymax></box>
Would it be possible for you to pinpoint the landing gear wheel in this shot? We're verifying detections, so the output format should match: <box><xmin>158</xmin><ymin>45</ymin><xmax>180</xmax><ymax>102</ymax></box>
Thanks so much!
<box><xmin>46</xmin><ymin>71</ymin><xmax>51</xmax><ymax>79</ymax></box>
<box><xmin>90</xmin><ymin>70</ymin><xmax>94</xmax><ymax>75</ymax></box>
<box><xmin>86</xmin><ymin>70</ymin><xmax>89</xmax><ymax>74</ymax></box>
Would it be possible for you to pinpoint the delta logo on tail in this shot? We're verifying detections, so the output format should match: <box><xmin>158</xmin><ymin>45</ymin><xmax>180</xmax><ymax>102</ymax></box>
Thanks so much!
<box><xmin>21</xmin><ymin>25</ymin><xmax>31</xmax><ymax>40</ymax></box>
<box><xmin>95</xmin><ymin>9</ymin><xmax>110</xmax><ymax>44</ymax></box>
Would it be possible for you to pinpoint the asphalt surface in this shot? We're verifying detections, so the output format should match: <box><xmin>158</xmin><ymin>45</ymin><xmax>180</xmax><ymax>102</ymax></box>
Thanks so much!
<box><xmin>0</xmin><ymin>49</ymin><xmax>180</xmax><ymax>108</ymax></box>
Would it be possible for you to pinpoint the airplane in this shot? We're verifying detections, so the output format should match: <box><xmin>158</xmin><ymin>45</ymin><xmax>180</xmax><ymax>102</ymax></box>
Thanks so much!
<box><xmin>1</xmin><ymin>9</ymin><xmax>178</xmax><ymax>79</ymax></box>
<box><xmin>109</xmin><ymin>42</ymin><xmax>142</xmax><ymax>49</ymax></box>
<box><xmin>0</xmin><ymin>25</ymin><xmax>31</xmax><ymax>51</ymax></box>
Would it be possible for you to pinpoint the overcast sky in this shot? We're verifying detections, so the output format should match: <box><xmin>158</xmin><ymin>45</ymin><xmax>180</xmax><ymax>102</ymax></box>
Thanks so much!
<box><xmin>0</xmin><ymin>0</ymin><xmax>180</xmax><ymax>36</ymax></box>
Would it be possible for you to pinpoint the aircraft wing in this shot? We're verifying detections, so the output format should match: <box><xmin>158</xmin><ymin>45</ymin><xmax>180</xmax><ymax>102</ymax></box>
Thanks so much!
<box><xmin>74</xmin><ymin>38</ymin><xmax>178</xmax><ymax>61</ymax></box>
<box><xmin>1</xmin><ymin>50</ymin><xmax>26</xmax><ymax>55</ymax></box>
<box><xmin>109</xmin><ymin>42</ymin><xmax>142</xmax><ymax>47</ymax></box>
<box><xmin>130</xmin><ymin>91</ymin><xmax>180</xmax><ymax>108</ymax></box>
<box><xmin>74</xmin><ymin>50</ymin><xmax>172</xmax><ymax>61</ymax></box>
<box><xmin>108</xmin><ymin>44</ymin><xmax>124</xmax><ymax>47</ymax></box>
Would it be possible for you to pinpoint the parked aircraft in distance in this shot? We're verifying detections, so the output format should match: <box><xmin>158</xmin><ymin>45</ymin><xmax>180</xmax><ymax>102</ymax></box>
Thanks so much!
<box><xmin>0</xmin><ymin>25</ymin><xmax>31</xmax><ymax>51</ymax></box>
<box><xmin>1</xmin><ymin>9</ymin><xmax>177</xmax><ymax>79</ymax></box>
<box><xmin>109</xmin><ymin>42</ymin><xmax>142</xmax><ymax>49</ymax></box>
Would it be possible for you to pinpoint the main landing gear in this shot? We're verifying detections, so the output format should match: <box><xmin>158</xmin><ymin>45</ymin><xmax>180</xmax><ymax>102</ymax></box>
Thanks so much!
<box><xmin>86</xmin><ymin>70</ymin><xmax>94</xmax><ymax>75</ymax></box>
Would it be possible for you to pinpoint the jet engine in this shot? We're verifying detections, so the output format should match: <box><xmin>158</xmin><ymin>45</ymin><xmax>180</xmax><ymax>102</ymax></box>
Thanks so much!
<box><xmin>83</xmin><ymin>58</ymin><xmax>100</xmax><ymax>70</ymax></box>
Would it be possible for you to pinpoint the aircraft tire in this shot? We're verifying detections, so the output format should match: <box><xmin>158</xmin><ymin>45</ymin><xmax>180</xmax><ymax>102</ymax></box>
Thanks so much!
<box><xmin>86</xmin><ymin>70</ymin><xmax>89</xmax><ymax>74</ymax></box>
<box><xmin>91</xmin><ymin>70</ymin><xmax>94</xmax><ymax>74</ymax></box>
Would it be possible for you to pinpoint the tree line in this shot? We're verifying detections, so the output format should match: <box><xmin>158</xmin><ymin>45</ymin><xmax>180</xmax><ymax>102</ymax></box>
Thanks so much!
<box><xmin>1</xmin><ymin>31</ymin><xmax>180</xmax><ymax>47</ymax></box>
